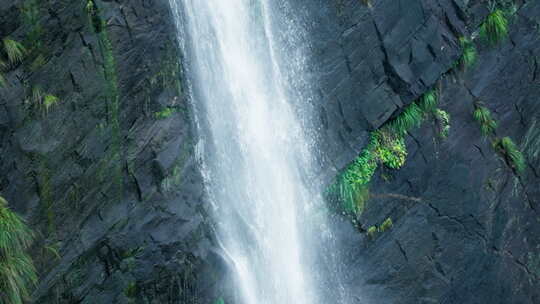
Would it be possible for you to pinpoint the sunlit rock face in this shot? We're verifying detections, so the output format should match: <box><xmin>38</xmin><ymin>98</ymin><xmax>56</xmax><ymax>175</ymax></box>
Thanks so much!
<box><xmin>0</xmin><ymin>0</ymin><xmax>539</xmax><ymax>303</ymax></box>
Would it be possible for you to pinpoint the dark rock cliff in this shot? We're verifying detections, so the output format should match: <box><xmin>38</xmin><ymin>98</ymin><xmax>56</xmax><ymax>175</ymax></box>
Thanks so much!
<box><xmin>303</xmin><ymin>0</ymin><xmax>540</xmax><ymax>303</ymax></box>
<box><xmin>0</xmin><ymin>0</ymin><xmax>538</xmax><ymax>303</ymax></box>
<box><xmin>1</xmin><ymin>0</ymin><xmax>219</xmax><ymax>303</ymax></box>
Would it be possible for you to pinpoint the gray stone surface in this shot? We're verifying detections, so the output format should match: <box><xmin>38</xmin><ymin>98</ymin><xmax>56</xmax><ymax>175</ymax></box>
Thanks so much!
<box><xmin>0</xmin><ymin>0</ymin><xmax>539</xmax><ymax>303</ymax></box>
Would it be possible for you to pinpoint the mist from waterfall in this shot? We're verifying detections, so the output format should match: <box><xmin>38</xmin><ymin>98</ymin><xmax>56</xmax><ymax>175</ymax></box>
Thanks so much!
<box><xmin>168</xmin><ymin>1</ymin><xmax>352</xmax><ymax>303</ymax></box>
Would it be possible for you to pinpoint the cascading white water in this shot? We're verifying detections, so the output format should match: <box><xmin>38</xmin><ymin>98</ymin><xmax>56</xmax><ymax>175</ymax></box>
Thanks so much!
<box><xmin>168</xmin><ymin>1</ymin><xmax>352</xmax><ymax>303</ymax></box>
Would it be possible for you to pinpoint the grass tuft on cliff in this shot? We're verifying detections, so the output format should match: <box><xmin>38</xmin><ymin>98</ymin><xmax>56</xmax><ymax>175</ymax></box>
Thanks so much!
<box><xmin>479</xmin><ymin>9</ymin><xmax>508</xmax><ymax>45</ymax></box>
<box><xmin>459</xmin><ymin>37</ymin><xmax>477</xmax><ymax>69</ymax></box>
<box><xmin>0</xmin><ymin>196</ymin><xmax>37</xmax><ymax>304</ymax></box>
<box><xmin>435</xmin><ymin>109</ymin><xmax>451</xmax><ymax>138</ymax></box>
<box><xmin>418</xmin><ymin>89</ymin><xmax>438</xmax><ymax>113</ymax></box>
<box><xmin>336</xmin><ymin>164</ymin><xmax>372</xmax><ymax>214</ymax></box>
<box><xmin>329</xmin><ymin>88</ymin><xmax>439</xmax><ymax>215</ymax></box>
<box><xmin>2</xmin><ymin>38</ymin><xmax>26</xmax><ymax>65</ymax></box>
<box><xmin>473</xmin><ymin>106</ymin><xmax>498</xmax><ymax>136</ymax></box>
<box><xmin>366</xmin><ymin>218</ymin><xmax>393</xmax><ymax>239</ymax></box>
<box><xmin>496</xmin><ymin>137</ymin><xmax>526</xmax><ymax>173</ymax></box>
<box><xmin>43</xmin><ymin>94</ymin><xmax>59</xmax><ymax>113</ymax></box>
<box><xmin>472</xmin><ymin>105</ymin><xmax>526</xmax><ymax>174</ymax></box>
<box><xmin>379</xmin><ymin>218</ymin><xmax>393</xmax><ymax>232</ymax></box>
<box><xmin>389</xmin><ymin>103</ymin><xmax>424</xmax><ymax>136</ymax></box>
<box><xmin>367</xmin><ymin>226</ymin><xmax>377</xmax><ymax>238</ymax></box>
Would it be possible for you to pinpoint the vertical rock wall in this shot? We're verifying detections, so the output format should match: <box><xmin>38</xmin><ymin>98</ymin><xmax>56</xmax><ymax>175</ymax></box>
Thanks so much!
<box><xmin>0</xmin><ymin>0</ymin><xmax>539</xmax><ymax>303</ymax></box>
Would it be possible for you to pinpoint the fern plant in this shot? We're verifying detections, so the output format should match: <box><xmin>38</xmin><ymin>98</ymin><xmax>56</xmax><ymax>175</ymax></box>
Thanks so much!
<box><xmin>2</xmin><ymin>38</ymin><xmax>26</xmax><ymax>65</ymax></box>
<box><xmin>496</xmin><ymin>137</ymin><xmax>526</xmax><ymax>173</ymax></box>
<box><xmin>479</xmin><ymin>9</ymin><xmax>509</xmax><ymax>45</ymax></box>
<box><xmin>0</xmin><ymin>196</ymin><xmax>37</xmax><ymax>304</ymax></box>
<box><xmin>373</xmin><ymin>130</ymin><xmax>407</xmax><ymax>169</ymax></box>
<box><xmin>343</xmin><ymin>147</ymin><xmax>378</xmax><ymax>186</ymax></box>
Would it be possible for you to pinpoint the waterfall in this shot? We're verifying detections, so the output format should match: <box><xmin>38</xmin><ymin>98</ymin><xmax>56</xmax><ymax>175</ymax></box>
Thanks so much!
<box><xmin>168</xmin><ymin>1</ymin><xmax>352</xmax><ymax>303</ymax></box>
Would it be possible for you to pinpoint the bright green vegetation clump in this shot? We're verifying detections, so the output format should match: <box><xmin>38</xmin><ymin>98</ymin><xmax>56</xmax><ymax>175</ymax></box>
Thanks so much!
<box><xmin>379</xmin><ymin>217</ymin><xmax>393</xmax><ymax>232</ymax></box>
<box><xmin>0</xmin><ymin>196</ymin><xmax>37</xmax><ymax>304</ymax></box>
<box><xmin>2</xmin><ymin>38</ymin><xmax>26</xmax><ymax>65</ymax></box>
<box><xmin>389</xmin><ymin>102</ymin><xmax>424</xmax><ymax>136</ymax></box>
<box><xmin>366</xmin><ymin>218</ymin><xmax>393</xmax><ymax>239</ymax></box>
<box><xmin>417</xmin><ymin>89</ymin><xmax>438</xmax><ymax>113</ymax></box>
<box><xmin>435</xmin><ymin>109</ymin><xmax>451</xmax><ymax>138</ymax></box>
<box><xmin>496</xmin><ymin>137</ymin><xmax>526</xmax><ymax>173</ymax></box>
<box><xmin>330</xmin><ymin>89</ymin><xmax>438</xmax><ymax>215</ymax></box>
<box><xmin>154</xmin><ymin>107</ymin><xmax>177</xmax><ymax>119</ymax></box>
<box><xmin>372</xmin><ymin>130</ymin><xmax>407</xmax><ymax>169</ymax></box>
<box><xmin>331</xmin><ymin>176</ymin><xmax>370</xmax><ymax>214</ymax></box>
<box><xmin>385</xmin><ymin>89</ymin><xmax>437</xmax><ymax>136</ymax></box>
<box><xmin>28</xmin><ymin>86</ymin><xmax>60</xmax><ymax>113</ymax></box>
<box><xmin>473</xmin><ymin>106</ymin><xmax>498</xmax><ymax>136</ymax></box>
<box><xmin>479</xmin><ymin>9</ymin><xmax>509</xmax><ymax>45</ymax></box>
<box><xmin>43</xmin><ymin>94</ymin><xmax>59</xmax><ymax>113</ymax></box>
<box><xmin>342</xmin><ymin>145</ymin><xmax>377</xmax><ymax>187</ymax></box>
<box><xmin>337</xmin><ymin>130</ymin><xmax>406</xmax><ymax>213</ymax></box>
<box><xmin>472</xmin><ymin>104</ymin><xmax>527</xmax><ymax>174</ymax></box>
<box><xmin>459</xmin><ymin>36</ymin><xmax>477</xmax><ymax>69</ymax></box>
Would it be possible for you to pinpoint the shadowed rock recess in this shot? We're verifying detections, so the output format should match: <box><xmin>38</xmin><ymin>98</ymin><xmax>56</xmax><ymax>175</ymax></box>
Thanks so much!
<box><xmin>0</xmin><ymin>0</ymin><xmax>539</xmax><ymax>303</ymax></box>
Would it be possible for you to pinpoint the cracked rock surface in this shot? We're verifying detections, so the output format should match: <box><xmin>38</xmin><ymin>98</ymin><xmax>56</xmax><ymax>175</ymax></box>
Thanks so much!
<box><xmin>0</xmin><ymin>0</ymin><xmax>539</xmax><ymax>303</ymax></box>
<box><xmin>306</xmin><ymin>1</ymin><xmax>540</xmax><ymax>303</ymax></box>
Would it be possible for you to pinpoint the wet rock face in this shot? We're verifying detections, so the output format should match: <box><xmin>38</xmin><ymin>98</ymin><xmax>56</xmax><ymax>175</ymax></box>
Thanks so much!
<box><xmin>0</xmin><ymin>0</ymin><xmax>539</xmax><ymax>303</ymax></box>
<box><xmin>303</xmin><ymin>0</ymin><xmax>540</xmax><ymax>303</ymax></box>
<box><xmin>0</xmin><ymin>0</ymin><xmax>221</xmax><ymax>303</ymax></box>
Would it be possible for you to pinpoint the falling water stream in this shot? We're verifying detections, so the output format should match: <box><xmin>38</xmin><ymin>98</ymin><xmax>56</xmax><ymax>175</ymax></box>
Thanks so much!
<box><xmin>168</xmin><ymin>1</ymin><xmax>351</xmax><ymax>303</ymax></box>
